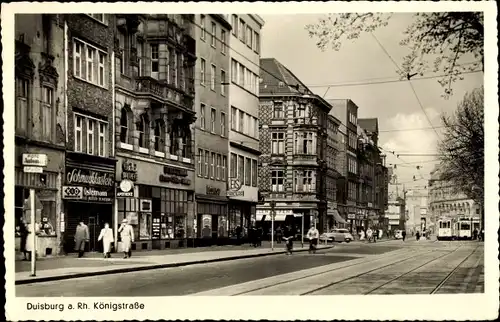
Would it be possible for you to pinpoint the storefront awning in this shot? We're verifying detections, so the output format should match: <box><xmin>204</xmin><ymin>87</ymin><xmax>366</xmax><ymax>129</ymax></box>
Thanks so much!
<box><xmin>256</xmin><ymin>214</ymin><xmax>289</xmax><ymax>221</ymax></box>
<box><xmin>332</xmin><ymin>210</ymin><xmax>347</xmax><ymax>224</ymax></box>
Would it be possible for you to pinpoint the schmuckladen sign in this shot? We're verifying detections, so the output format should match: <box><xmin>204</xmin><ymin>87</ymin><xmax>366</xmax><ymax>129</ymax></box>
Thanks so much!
<box><xmin>64</xmin><ymin>166</ymin><xmax>115</xmax><ymax>202</ymax></box>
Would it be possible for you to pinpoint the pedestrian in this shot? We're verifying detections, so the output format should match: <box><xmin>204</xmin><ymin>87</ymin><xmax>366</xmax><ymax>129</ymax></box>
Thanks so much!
<box><xmin>118</xmin><ymin>219</ymin><xmax>134</xmax><ymax>258</ymax></box>
<box><xmin>18</xmin><ymin>218</ymin><xmax>29</xmax><ymax>261</ymax></box>
<box><xmin>74</xmin><ymin>220</ymin><xmax>89</xmax><ymax>258</ymax></box>
<box><xmin>359</xmin><ymin>230</ymin><xmax>365</xmax><ymax>241</ymax></box>
<box><xmin>366</xmin><ymin>228</ymin><xmax>373</xmax><ymax>243</ymax></box>
<box><xmin>257</xmin><ymin>226</ymin><xmax>263</xmax><ymax>247</ymax></box>
<box><xmin>480</xmin><ymin>228</ymin><xmax>484</xmax><ymax>241</ymax></box>
<box><xmin>276</xmin><ymin>226</ymin><xmax>283</xmax><ymax>244</ymax></box>
<box><xmin>473</xmin><ymin>228</ymin><xmax>478</xmax><ymax>240</ymax></box>
<box><xmin>98</xmin><ymin>222</ymin><xmax>114</xmax><ymax>258</ymax></box>
<box><xmin>416</xmin><ymin>230</ymin><xmax>420</xmax><ymax>241</ymax></box>
<box><xmin>283</xmin><ymin>225</ymin><xmax>294</xmax><ymax>255</ymax></box>
<box><xmin>25</xmin><ymin>219</ymin><xmax>40</xmax><ymax>261</ymax></box>
<box><xmin>306</xmin><ymin>224</ymin><xmax>319</xmax><ymax>254</ymax></box>
<box><xmin>402</xmin><ymin>230</ymin><xmax>406</xmax><ymax>241</ymax></box>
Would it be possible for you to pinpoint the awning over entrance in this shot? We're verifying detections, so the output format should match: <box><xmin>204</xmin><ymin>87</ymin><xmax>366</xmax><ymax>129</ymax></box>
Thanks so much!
<box><xmin>256</xmin><ymin>209</ymin><xmax>292</xmax><ymax>221</ymax></box>
<box><xmin>332</xmin><ymin>210</ymin><xmax>347</xmax><ymax>224</ymax></box>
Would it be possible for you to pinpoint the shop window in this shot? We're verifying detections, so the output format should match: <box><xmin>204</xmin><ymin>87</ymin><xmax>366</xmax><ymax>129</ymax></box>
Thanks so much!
<box><xmin>139</xmin><ymin>212</ymin><xmax>151</xmax><ymax>240</ymax></box>
<box><xmin>15</xmin><ymin>187</ymin><xmax>29</xmax><ymax>235</ymax></box>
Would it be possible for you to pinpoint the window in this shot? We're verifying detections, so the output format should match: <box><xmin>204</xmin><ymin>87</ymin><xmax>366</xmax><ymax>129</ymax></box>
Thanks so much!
<box><xmin>230</xmin><ymin>153</ymin><xmax>237</xmax><ymax>178</ymax></box>
<box><xmin>41</xmin><ymin>86</ymin><xmax>53</xmax><ymax>141</ymax></box>
<box><xmin>273</xmin><ymin>102</ymin><xmax>284</xmax><ymax>119</ymax></box>
<box><xmin>211</xmin><ymin>22</ymin><xmax>216</xmax><ymax>47</ymax></box>
<box><xmin>137</xmin><ymin>41</ymin><xmax>143</xmax><ymax>76</ymax></box>
<box><xmin>242</xmin><ymin>113</ymin><xmax>248</xmax><ymax>135</ymax></box>
<box><xmin>221</xmin><ymin>30</ymin><xmax>227</xmax><ymax>54</ymax></box>
<box><xmin>295</xmin><ymin>170</ymin><xmax>314</xmax><ymax>192</ymax></box>
<box><xmin>239</xmin><ymin>110</ymin><xmax>244</xmax><ymax>133</ymax></box>
<box><xmin>231</xmin><ymin>107</ymin><xmax>237</xmax><ymax>131</ymax></box>
<box><xmin>200</xmin><ymin>58</ymin><xmax>206</xmax><ymax>86</ymax></box>
<box><xmin>239</xmin><ymin>64</ymin><xmax>244</xmax><ymax>86</ymax></box>
<box><xmin>239</xmin><ymin>19</ymin><xmax>245</xmax><ymax>42</ymax></box>
<box><xmin>87</xmin><ymin>119</ymin><xmax>95</xmax><ymax>155</ymax></box>
<box><xmin>231</xmin><ymin>59</ymin><xmax>238</xmax><ymax>83</ymax></box>
<box><xmin>238</xmin><ymin>155</ymin><xmax>244</xmax><ymax>183</ymax></box>
<box><xmin>295</xmin><ymin>132</ymin><xmax>315</xmax><ymax>154</ymax></box>
<box><xmin>220</xmin><ymin>112</ymin><xmax>226</xmax><ymax>137</ymax></box>
<box><xmin>204</xmin><ymin>150</ymin><xmax>209</xmax><ymax>178</ymax></box>
<box><xmin>98</xmin><ymin>53</ymin><xmax>105</xmax><ymax>86</ymax></box>
<box><xmin>246</xmin><ymin>26</ymin><xmax>252</xmax><ymax>47</ymax></box>
<box><xmin>271</xmin><ymin>170</ymin><xmax>284</xmax><ymax>192</ymax></box>
<box><xmin>210</xmin><ymin>64</ymin><xmax>216</xmax><ymax>91</ymax></box>
<box><xmin>198</xmin><ymin>148</ymin><xmax>204</xmax><ymax>176</ymax></box>
<box><xmin>253</xmin><ymin>31</ymin><xmax>260</xmax><ymax>53</ymax></box>
<box><xmin>271</xmin><ymin>132</ymin><xmax>285</xmax><ymax>154</ymax></box>
<box><xmin>150</xmin><ymin>44</ymin><xmax>159</xmax><ymax>78</ymax></box>
<box><xmin>254</xmin><ymin>117</ymin><xmax>259</xmax><ymax>138</ymax></box>
<box><xmin>137</xmin><ymin>114</ymin><xmax>148</xmax><ymax>149</ymax></box>
<box><xmin>172</xmin><ymin>51</ymin><xmax>178</xmax><ymax>86</ymax></box>
<box><xmin>210</xmin><ymin>152</ymin><xmax>216</xmax><ymax>179</ymax></box>
<box><xmin>154</xmin><ymin>120</ymin><xmax>165</xmax><ymax>152</ymax></box>
<box><xmin>75</xmin><ymin>115</ymin><xmax>83</xmax><ymax>152</ymax></box>
<box><xmin>200</xmin><ymin>15</ymin><xmax>206</xmax><ymax>40</ymax></box>
<box><xmin>221</xmin><ymin>69</ymin><xmax>226</xmax><ymax>96</ymax></box>
<box><xmin>74</xmin><ymin>42</ymin><xmax>82</xmax><ymax>78</ymax></box>
<box><xmin>216</xmin><ymin>154</ymin><xmax>222</xmax><ymax>180</ymax></box>
<box><xmin>245</xmin><ymin>157</ymin><xmax>251</xmax><ymax>186</ymax></box>
<box><xmin>88</xmin><ymin>13</ymin><xmax>106</xmax><ymax>24</ymax></box>
<box><xmin>222</xmin><ymin>156</ymin><xmax>227</xmax><ymax>181</ymax></box>
<box><xmin>247</xmin><ymin>113</ymin><xmax>253</xmax><ymax>136</ymax></box>
<box><xmin>120</xmin><ymin>107</ymin><xmax>129</xmax><ymax>144</ymax></box>
<box><xmin>15</xmin><ymin>78</ymin><xmax>29</xmax><ymax>135</ymax></box>
<box><xmin>210</xmin><ymin>108</ymin><xmax>216</xmax><ymax>133</ymax></box>
<box><xmin>231</xmin><ymin>15</ymin><xmax>238</xmax><ymax>36</ymax></box>
<box><xmin>200</xmin><ymin>103</ymin><xmax>206</xmax><ymax>130</ymax></box>
<box><xmin>252</xmin><ymin>159</ymin><xmax>258</xmax><ymax>187</ymax></box>
<box><xmin>86</xmin><ymin>47</ymin><xmax>94</xmax><ymax>82</ymax></box>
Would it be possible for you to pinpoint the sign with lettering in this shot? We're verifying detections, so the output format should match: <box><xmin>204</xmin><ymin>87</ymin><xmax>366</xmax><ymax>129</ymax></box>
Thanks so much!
<box><xmin>206</xmin><ymin>186</ymin><xmax>221</xmax><ymax>196</ymax></box>
<box><xmin>62</xmin><ymin>185</ymin><xmax>113</xmax><ymax>202</ymax></box>
<box><xmin>22</xmin><ymin>154</ymin><xmax>48</xmax><ymax>167</ymax></box>
<box><xmin>227</xmin><ymin>190</ymin><xmax>244</xmax><ymax>197</ymax></box>
<box><xmin>122</xmin><ymin>161</ymin><xmax>138</xmax><ymax>181</ymax></box>
<box><xmin>152</xmin><ymin>216</ymin><xmax>161</xmax><ymax>240</ymax></box>
<box><xmin>62</xmin><ymin>186</ymin><xmax>83</xmax><ymax>199</ymax></box>
<box><xmin>66</xmin><ymin>167</ymin><xmax>115</xmax><ymax>187</ymax></box>
<box><xmin>117</xmin><ymin>179</ymin><xmax>135</xmax><ymax>198</ymax></box>
<box><xmin>227</xmin><ymin>178</ymin><xmax>243</xmax><ymax>197</ymax></box>
<box><xmin>159</xmin><ymin>166</ymin><xmax>191</xmax><ymax>185</ymax></box>
<box><xmin>347</xmin><ymin>213</ymin><xmax>356</xmax><ymax>219</ymax></box>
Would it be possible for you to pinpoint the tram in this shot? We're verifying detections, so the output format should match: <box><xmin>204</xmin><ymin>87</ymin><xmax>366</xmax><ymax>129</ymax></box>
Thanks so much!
<box><xmin>437</xmin><ymin>216</ymin><xmax>480</xmax><ymax>240</ymax></box>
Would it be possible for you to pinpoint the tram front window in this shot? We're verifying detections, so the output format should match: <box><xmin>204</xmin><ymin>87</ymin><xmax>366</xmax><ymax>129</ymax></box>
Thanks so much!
<box><xmin>461</xmin><ymin>223</ymin><xmax>471</xmax><ymax>230</ymax></box>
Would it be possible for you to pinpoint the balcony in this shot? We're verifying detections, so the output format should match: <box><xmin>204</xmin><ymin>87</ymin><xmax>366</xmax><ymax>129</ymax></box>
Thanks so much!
<box><xmin>135</xmin><ymin>76</ymin><xmax>194</xmax><ymax>111</ymax></box>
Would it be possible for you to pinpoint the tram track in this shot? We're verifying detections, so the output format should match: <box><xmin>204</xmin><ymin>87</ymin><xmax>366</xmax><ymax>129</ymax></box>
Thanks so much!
<box><xmin>233</xmin><ymin>247</ymin><xmax>437</xmax><ymax>296</ymax></box>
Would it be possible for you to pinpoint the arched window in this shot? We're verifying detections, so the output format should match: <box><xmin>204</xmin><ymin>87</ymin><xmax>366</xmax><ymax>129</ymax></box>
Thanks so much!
<box><xmin>137</xmin><ymin>114</ymin><xmax>149</xmax><ymax>149</ymax></box>
<box><xmin>154</xmin><ymin>119</ymin><xmax>165</xmax><ymax>152</ymax></box>
<box><xmin>120</xmin><ymin>107</ymin><xmax>129</xmax><ymax>143</ymax></box>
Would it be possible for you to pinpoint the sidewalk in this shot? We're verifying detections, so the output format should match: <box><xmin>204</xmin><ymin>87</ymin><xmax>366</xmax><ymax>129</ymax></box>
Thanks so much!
<box><xmin>15</xmin><ymin>243</ymin><xmax>333</xmax><ymax>285</ymax></box>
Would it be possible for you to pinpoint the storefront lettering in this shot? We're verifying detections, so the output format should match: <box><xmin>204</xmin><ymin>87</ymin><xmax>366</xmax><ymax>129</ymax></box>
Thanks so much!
<box><xmin>122</xmin><ymin>161</ymin><xmax>138</xmax><ymax>181</ymax></box>
<box><xmin>163</xmin><ymin>166</ymin><xmax>188</xmax><ymax>177</ymax></box>
<box><xmin>159</xmin><ymin>174</ymin><xmax>191</xmax><ymax>185</ymax></box>
<box><xmin>83</xmin><ymin>187</ymin><xmax>109</xmax><ymax>197</ymax></box>
<box><xmin>66</xmin><ymin>168</ymin><xmax>114</xmax><ymax>187</ymax></box>
<box><xmin>206</xmin><ymin>186</ymin><xmax>221</xmax><ymax>196</ymax></box>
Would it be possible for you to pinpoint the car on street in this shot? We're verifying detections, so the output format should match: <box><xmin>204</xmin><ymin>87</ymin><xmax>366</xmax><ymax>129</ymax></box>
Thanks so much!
<box><xmin>393</xmin><ymin>230</ymin><xmax>403</xmax><ymax>239</ymax></box>
<box><xmin>320</xmin><ymin>228</ymin><xmax>354</xmax><ymax>243</ymax></box>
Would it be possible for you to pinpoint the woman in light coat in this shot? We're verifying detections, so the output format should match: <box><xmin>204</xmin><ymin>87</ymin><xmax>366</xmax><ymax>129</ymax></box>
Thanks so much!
<box><xmin>98</xmin><ymin>222</ymin><xmax>114</xmax><ymax>258</ymax></box>
<box><xmin>118</xmin><ymin>219</ymin><xmax>134</xmax><ymax>259</ymax></box>
<box><xmin>25</xmin><ymin>221</ymin><xmax>40</xmax><ymax>260</ymax></box>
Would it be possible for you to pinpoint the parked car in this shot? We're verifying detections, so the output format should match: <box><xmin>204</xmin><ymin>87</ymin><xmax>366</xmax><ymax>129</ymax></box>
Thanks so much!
<box><xmin>320</xmin><ymin>228</ymin><xmax>354</xmax><ymax>243</ymax></box>
<box><xmin>393</xmin><ymin>230</ymin><xmax>403</xmax><ymax>239</ymax></box>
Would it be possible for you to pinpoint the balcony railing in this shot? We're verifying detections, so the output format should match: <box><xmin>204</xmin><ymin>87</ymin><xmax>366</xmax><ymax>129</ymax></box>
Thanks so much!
<box><xmin>135</xmin><ymin>76</ymin><xmax>194</xmax><ymax>111</ymax></box>
<box><xmin>293</xmin><ymin>154</ymin><xmax>317</xmax><ymax>162</ymax></box>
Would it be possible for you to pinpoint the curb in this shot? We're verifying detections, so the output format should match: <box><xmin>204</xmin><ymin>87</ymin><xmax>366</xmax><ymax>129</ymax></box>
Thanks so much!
<box><xmin>15</xmin><ymin>246</ymin><xmax>334</xmax><ymax>285</ymax></box>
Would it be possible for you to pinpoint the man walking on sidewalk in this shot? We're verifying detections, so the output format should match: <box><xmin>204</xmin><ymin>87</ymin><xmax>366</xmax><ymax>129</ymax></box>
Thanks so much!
<box><xmin>74</xmin><ymin>220</ymin><xmax>89</xmax><ymax>258</ymax></box>
<box><xmin>118</xmin><ymin>219</ymin><xmax>134</xmax><ymax>258</ymax></box>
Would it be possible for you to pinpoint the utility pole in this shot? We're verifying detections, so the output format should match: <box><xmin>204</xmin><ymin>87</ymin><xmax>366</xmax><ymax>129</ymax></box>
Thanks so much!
<box><xmin>270</xmin><ymin>200</ymin><xmax>276</xmax><ymax>251</ymax></box>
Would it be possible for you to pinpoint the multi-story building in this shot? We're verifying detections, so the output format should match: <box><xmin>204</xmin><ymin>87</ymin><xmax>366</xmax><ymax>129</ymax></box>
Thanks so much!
<box><xmin>328</xmin><ymin>99</ymin><xmax>361</xmax><ymax>231</ymax></box>
<box><xmin>258</xmin><ymin>58</ymin><xmax>331</xmax><ymax>234</ymax></box>
<box><xmin>14</xmin><ymin>14</ymin><xmax>66</xmax><ymax>256</ymax></box>
<box><xmin>326</xmin><ymin>115</ymin><xmax>345</xmax><ymax>230</ymax></box>
<box><xmin>227</xmin><ymin>14</ymin><xmax>264</xmax><ymax>237</ymax></box>
<box><xmin>405</xmin><ymin>191</ymin><xmax>428</xmax><ymax>233</ymax></box>
<box><xmin>194</xmin><ymin>14</ymin><xmax>232</xmax><ymax>244</ymax></box>
<box><xmin>428</xmin><ymin>165</ymin><xmax>481</xmax><ymax>233</ymax></box>
<box><xmin>114</xmin><ymin>14</ymin><xmax>197</xmax><ymax>250</ymax></box>
<box><xmin>62</xmin><ymin>14</ymin><xmax>118</xmax><ymax>253</ymax></box>
<box><xmin>385</xmin><ymin>198</ymin><xmax>405</xmax><ymax>232</ymax></box>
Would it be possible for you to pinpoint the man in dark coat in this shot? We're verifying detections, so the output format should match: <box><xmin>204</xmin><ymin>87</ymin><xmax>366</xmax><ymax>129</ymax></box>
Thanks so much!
<box><xmin>74</xmin><ymin>220</ymin><xmax>89</xmax><ymax>258</ymax></box>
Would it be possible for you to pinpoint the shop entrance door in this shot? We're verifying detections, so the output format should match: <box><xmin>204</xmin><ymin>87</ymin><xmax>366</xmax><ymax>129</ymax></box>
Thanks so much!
<box><xmin>88</xmin><ymin>216</ymin><xmax>97</xmax><ymax>252</ymax></box>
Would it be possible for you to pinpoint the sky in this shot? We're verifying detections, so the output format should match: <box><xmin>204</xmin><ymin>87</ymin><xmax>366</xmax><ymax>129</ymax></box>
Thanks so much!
<box><xmin>259</xmin><ymin>13</ymin><xmax>484</xmax><ymax>199</ymax></box>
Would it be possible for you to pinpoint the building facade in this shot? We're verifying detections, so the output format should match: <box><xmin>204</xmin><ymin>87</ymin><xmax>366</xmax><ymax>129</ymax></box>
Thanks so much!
<box><xmin>14</xmin><ymin>14</ymin><xmax>66</xmax><ymax>256</ymax></box>
<box><xmin>227</xmin><ymin>14</ymin><xmax>264</xmax><ymax>237</ymax></box>
<box><xmin>428</xmin><ymin>165</ymin><xmax>481</xmax><ymax>233</ymax></box>
<box><xmin>258</xmin><ymin>58</ymin><xmax>331</xmax><ymax>234</ymax></box>
<box><xmin>62</xmin><ymin>14</ymin><xmax>118</xmax><ymax>253</ymax></box>
<box><xmin>405</xmin><ymin>191</ymin><xmax>429</xmax><ymax>234</ymax></box>
<box><xmin>113</xmin><ymin>14</ymin><xmax>197</xmax><ymax>250</ymax></box>
<box><xmin>193</xmin><ymin>14</ymin><xmax>232</xmax><ymax>244</ymax></box>
<box><xmin>326</xmin><ymin>115</ymin><xmax>345</xmax><ymax>230</ymax></box>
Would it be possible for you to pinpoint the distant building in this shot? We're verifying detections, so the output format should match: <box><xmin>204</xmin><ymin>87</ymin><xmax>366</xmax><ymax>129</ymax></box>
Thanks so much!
<box><xmin>405</xmin><ymin>191</ymin><xmax>428</xmax><ymax>233</ymax></box>
<box><xmin>428</xmin><ymin>165</ymin><xmax>481</xmax><ymax>232</ymax></box>
<box><xmin>258</xmin><ymin>58</ymin><xmax>332</xmax><ymax>234</ymax></box>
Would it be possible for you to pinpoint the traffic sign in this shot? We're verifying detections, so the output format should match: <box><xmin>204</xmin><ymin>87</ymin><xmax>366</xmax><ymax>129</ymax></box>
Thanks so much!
<box><xmin>23</xmin><ymin>166</ymin><xmax>44</xmax><ymax>173</ymax></box>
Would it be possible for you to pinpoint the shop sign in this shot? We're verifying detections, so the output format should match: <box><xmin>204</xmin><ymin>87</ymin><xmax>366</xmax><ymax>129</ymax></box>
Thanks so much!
<box><xmin>62</xmin><ymin>186</ymin><xmax>83</xmax><ymax>199</ymax></box>
<box><xmin>227</xmin><ymin>178</ymin><xmax>243</xmax><ymax>197</ymax></box>
<box><xmin>23</xmin><ymin>166</ymin><xmax>44</xmax><ymax>173</ymax></box>
<box><xmin>66</xmin><ymin>166</ymin><xmax>115</xmax><ymax>187</ymax></box>
<box><xmin>256</xmin><ymin>209</ymin><xmax>293</xmax><ymax>216</ymax></box>
<box><xmin>22</xmin><ymin>153</ymin><xmax>48</xmax><ymax>167</ymax></box>
<box><xmin>152</xmin><ymin>217</ymin><xmax>161</xmax><ymax>240</ymax></box>
<box><xmin>122</xmin><ymin>161</ymin><xmax>138</xmax><ymax>181</ymax></box>
<box><xmin>62</xmin><ymin>185</ymin><xmax>113</xmax><ymax>202</ymax></box>
<box><xmin>159</xmin><ymin>166</ymin><xmax>191</xmax><ymax>185</ymax></box>
<box><xmin>227</xmin><ymin>190</ymin><xmax>244</xmax><ymax>197</ymax></box>
<box><xmin>206</xmin><ymin>185</ymin><xmax>221</xmax><ymax>196</ymax></box>
<box><xmin>347</xmin><ymin>213</ymin><xmax>356</xmax><ymax>219</ymax></box>
<box><xmin>117</xmin><ymin>179</ymin><xmax>135</xmax><ymax>198</ymax></box>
